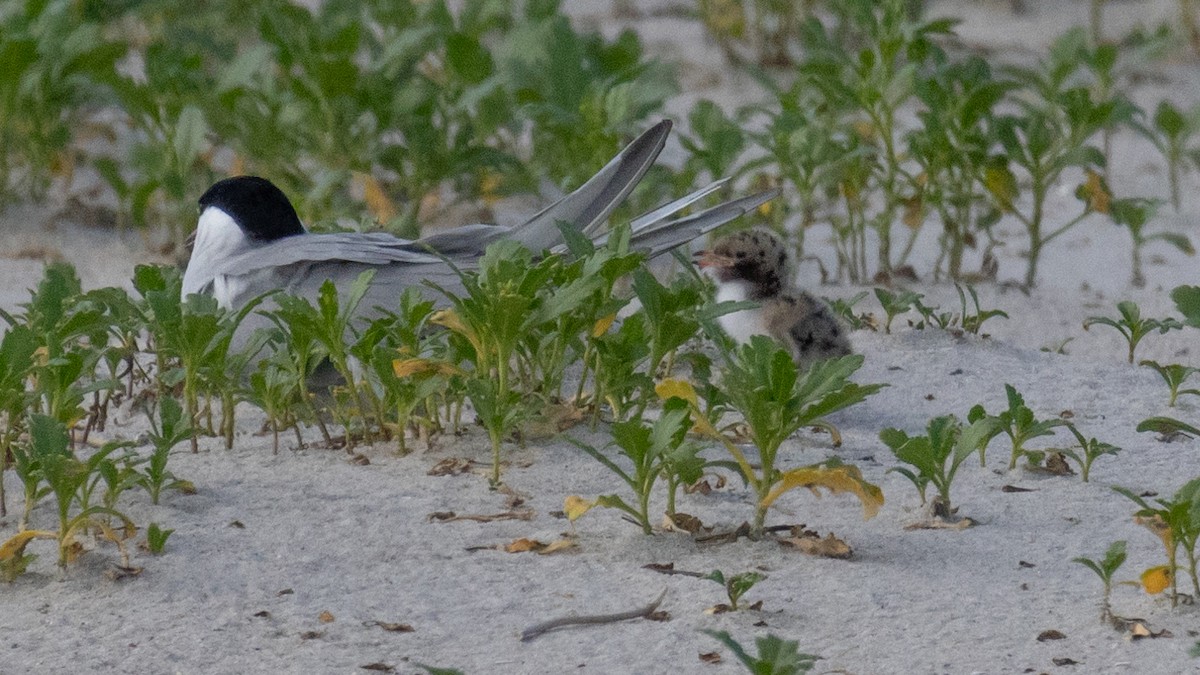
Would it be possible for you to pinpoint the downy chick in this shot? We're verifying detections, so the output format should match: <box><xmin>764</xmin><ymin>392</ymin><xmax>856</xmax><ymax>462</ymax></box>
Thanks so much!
<box><xmin>696</xmin><ymin>229</ymin><xmax>850</xmax><ymax>369</ymax></box>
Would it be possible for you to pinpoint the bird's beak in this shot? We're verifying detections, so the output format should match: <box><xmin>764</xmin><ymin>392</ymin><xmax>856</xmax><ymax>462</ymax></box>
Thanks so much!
<box><xmin>693</xmin><ymin>250</ymin><xmax>733</xmax><ymax>269</ymax></box>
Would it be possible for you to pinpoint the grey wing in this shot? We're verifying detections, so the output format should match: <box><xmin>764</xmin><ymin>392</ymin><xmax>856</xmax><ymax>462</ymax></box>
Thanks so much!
<box><xmin>765</xmin><ymin>292</ymin><xmax>852</xmax><ymax>369</ymax></box>
<box><xmin>507</xmin><ymin>120</ymin><xmax>672</xmax><ymax>251</ymax></box>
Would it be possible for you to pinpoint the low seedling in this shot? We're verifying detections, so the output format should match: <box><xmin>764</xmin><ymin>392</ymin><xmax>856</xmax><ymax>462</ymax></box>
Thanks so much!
<box><xmin>1059</xmin><ymin>424</ymin><xmax>1121</xmax><ymax>482</ymax></box>
<box><xmin>1140</xmin><ymin>360</ymin><xmax>1200</xmax><ymax>407</ymax></box>
<box><xmin>568</xmin><ymin>399</ymin><xmax>702</xmax><ymax>535</ymax></box>
<box><xmin>662</xmin><ymin>340</ymin><xmax>885</xmax><ymax>537</ymax></box>
<box><xmin>881</xmin><ymin>414</ymin><xmax>997</xmax><ymax>518</ymax></box>
<box><xmin>145</xmin><ymin>522</ymin><xmax>174</xmax><ymax>554</ymax></box>
<box><xmin>702</xmin><ymin>630</ymin><xmax>819</xmax><ymax>674</ymax></box>
<box><xmin>969</xmin><ymin>384</ymin><xmax>1067</xmax><ymax>470</ymax></box>
<box><xmin>957</xmin><ymin>284</ymin><xmax>1009</xmax><ymax>335</ymax></box>
<box><xmin>824</xmin><ymin>291</ymin><xmax>873</xmax><ymax>331</ymax></box>
<box><xmin>705</xmin><ymin>570</ymin><xmax>765</xmax><ymax>612</ymax></box>
<box><xmin>1114</xmin><ymin>477</ymin><xmax>1200</xmax><ymax>606</ymax></box>
<box><xmin>874</xmin><ymin>288</ymin><xmax>923</xmax><ymax>334</ymax></box>
<box><xmin>1072</xmin><ymin>540</ymin><xmax>1127</xmax><ymax>625</ymax></box>
<box><xmin>1083</xmin><ymin>301</ymin><xmax>1183</xmax><ymax>364</ymax></box>
<box><xmin>138</xmin><ymin>396</ymin><xmax>194</xmax><ymax>504</ymax></box>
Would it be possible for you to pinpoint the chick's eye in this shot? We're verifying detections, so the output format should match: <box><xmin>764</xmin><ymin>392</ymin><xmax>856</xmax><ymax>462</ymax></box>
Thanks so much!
<box><xmin>735</xmin><ymin>251</ymin><xmax>746</xmax><ymax>259</ymax></box>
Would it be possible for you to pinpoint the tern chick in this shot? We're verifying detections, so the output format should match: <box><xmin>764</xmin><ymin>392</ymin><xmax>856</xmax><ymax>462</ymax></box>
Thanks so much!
<box><xmin>697</xmin><ymin>229</ymin><xmax>850</xmax><ymax>369</ymax></box>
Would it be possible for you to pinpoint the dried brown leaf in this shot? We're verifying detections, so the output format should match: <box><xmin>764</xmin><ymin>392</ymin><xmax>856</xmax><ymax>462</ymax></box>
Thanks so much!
<box><xmin>699</xmin><ymin>652</ymin><xmax>722</xmax><ymax>664</ymax></box>
<box><xmin>364</xmin><ymin>620</ymin><xmax>414</xmax><ymax>633</ymax></box>
<box><xmin>427</xmin><ymin>458</ymin><xmax>473</xmax><ymax>476</ymax></box>
<box><xmin>662</xmin><ymin>512</ymin><xmax>703</xmax><ymax>534</ymax></box>
<box><xmin>360</xmin><ymin>663</ymin><xmax>395</xmax><ymax>673</ymax></box>
<box><xmin>319</xmin><ymin>611</ymin><xmax>335</xmax><ymax>624</ymax></box>
<box><xmin>779</xmin><ymin>529</ymin><xmax>853</xmax><ymax>559</ymax></box>
<box><xmin>1037</xmin><ymin>629</ymin><xmax>1067</xmax><ymax>642</ymax></box>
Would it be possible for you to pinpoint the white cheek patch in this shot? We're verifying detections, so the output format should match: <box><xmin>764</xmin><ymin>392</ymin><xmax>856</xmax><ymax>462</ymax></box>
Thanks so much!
<box><xmin>182</xmin><ymin>206</ymin><xmax>251</xmax><ymax>302</ymax></box>
<box><xmin>715</xmin><ymin>280</ymin><xmax>767</xmax><ymax>346</ymax></box>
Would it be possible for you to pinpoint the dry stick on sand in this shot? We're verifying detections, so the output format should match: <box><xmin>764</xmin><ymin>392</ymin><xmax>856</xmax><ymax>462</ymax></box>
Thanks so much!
<box><xmin>520</xmin><ymin>589</ymin><xmax>667</xmax><ymax>642</ymax></box>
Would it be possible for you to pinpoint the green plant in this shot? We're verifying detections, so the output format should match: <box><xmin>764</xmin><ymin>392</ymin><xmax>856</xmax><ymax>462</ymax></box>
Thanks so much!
<box><xmin>0</xmin><ymin>324</ymin><xmax>38</xmax><ymax>517</ymax></box>
<box><xmin>705</xmin><ymin>569</ymin><xmax>765</xmax><ymax>611</ymax></box>
<box><xmin>1083</xmin><ymin>300</ymin><xmax>1183</xmax><ymax>364</ymax></box>
<box><xmin>992</xmin><ymin>29</ymin><xmax>1133</xmax><ymax>288</ymax></box>
<box><xmin>1058</xmin><ymin>424</ymin><xmax>1121</xmax><ymax>483</ymax></box>
<box><xmin>969</xmin><ymin>384</ymin><xmax>1067</xmax><ymax>470</ymax></box>
<box><xmin>881</xmin><ymin>414</ymin><xmax>996</xmax><ymax>516</ymax></box>
<box><xmin>907</xmin><ymin>56</ymin><xmax>1012</xmax><ymax>281</ymax></box>
<box><xmin>824</xmin><ymin>291</ymin><xmax>873</xmax><ymax>331</ymax></box>
<box><xmin>873</xmin><ymin>288</ymin><xmax>923</xmax><ymax>334</ymax></box>
<box><xmin>665</xmin><ymin>339</ymin><xmax>885</xmax><ymax>537</ymax></box>
<box><xmin>137</xmin><ymin>397</ymin><xmax>194</xmax><ymax>504</ymax></box>
<box><xmin>1110</xmin><ymin>198</ymin><xmax>1194</xmax><ymax>288</ymax></box>
<box><xmin>25</xmin><ymin>415</ymin><xmax>136</xmax><ymax>571</ymax></box>
<box><xmin>703</xmin><ymin>630</ymin><xmax>820</xmax><ymax>675</ymax></box>
<box><xmin>145</xmin><ymin>522</ymin><xmax>174</xmax><ymax>554</ymax></box>
<box><xmin>1140</xmin><ymin>360</ymin><xmax>1200</xmax><ymax>407</ymax></box>
<box><xmin>1114</xmin><ymin>477</ymin><xmax>1200</xmax><ymax>606</ymax></box>
<box><xmin>568</xmin><ymin>398</ymin><xmax>702</xmax><ymax>534</ymax></box>
<box><xmin>1072</xmin><ymin>540</ymin><xmax>1127</xmax><ymax>624</ymax></box>
<box><xmin>1136</xmin><ymin>100</ymin><xmax>1200</xmax><ymax>212</ymax></box>
<box><xmin>956</xmin><ymin>284</ymin><xmax>1009</xmax><ymax>335</ymax></box>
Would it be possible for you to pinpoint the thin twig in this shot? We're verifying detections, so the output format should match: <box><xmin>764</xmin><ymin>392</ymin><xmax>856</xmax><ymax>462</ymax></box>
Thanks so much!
<box><xmin>520</xmin><ymin>588</ymin><xmax>667</xmax><ymax>642</ymax></box>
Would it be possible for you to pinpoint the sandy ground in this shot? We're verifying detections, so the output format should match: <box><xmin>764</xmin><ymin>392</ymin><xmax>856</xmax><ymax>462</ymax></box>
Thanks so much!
<box><xmin>5</xmin><ymin>1</ymin><xmax>1200</xmax><ymax>674</ymax></box>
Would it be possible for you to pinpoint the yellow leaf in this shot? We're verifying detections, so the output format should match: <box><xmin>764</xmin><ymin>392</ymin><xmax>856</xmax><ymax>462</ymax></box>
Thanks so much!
<box><xmin>1140</xmin><ymin>565</ymin><xmax>1172</xmax><ymax>594</ymax></box>
<box><xmin>984</xmin><ymin>165</ymin><xmax>1018</xmax><ymax>212</ymax></box>
<box><xmin>230</xmin><ymin>153</ymin><xmax>245</xmax><ymax>176</ymax></box>
<box><xmin>430</xmin><ymin>309</ymin><xmax>483</xmax><ymax>356</ymax></box>
<box><xmin>480</xmin><ymin>171</ymin><xmax>502</xmax><ymax>206</ymax></box>
<box><xmin>392</xmin><ymin>357</ymin><xmax>459</xmax><ymax>378</ymax></box>
<box><xmin>0</xmin><ymin>530</ymin><xmax>56</xmax><ymax>561</ymax></box>
<box><xmin>902</xmin><ymin>196</ymin><xmax>924</xmax><ymax>230</ymax></box>
<box><xmin>1079</xmin><ymin>170</ymin><xmax>1111</xmax><ymax>214</ymax></box>
<box><xmin>505</xmin><ymin>538</ymin><xmax>544</xmax><ymax>553</ymax></box>
<box><xmin>319</xmin><ymin>610</ymin><xmax>335</xmax><ymax>623</ymax></box>
<box><xmin>761</xmin><ymin>463</ymin><xmax>884</xmax><ymax>520</ymax></box>
<box><xmin>563</xmin><ymin>496</ymin><xmax>595</xmax><ymax>522</ymax></box>
<box><xmin>537</xmin><ymin>539</ymin><xmax>577</xmax><ymax>555</ymax></box>
<box><xmin>356</xmin><ymin>172</ymin><xmax>398</xmax><ymax>224</ymax></box>
<box><xmin>656</xmin><ymin>379</ymin><xmax>699</xmax><ymax>407</ymax></box>
<box><xmin>591</xmin><ymin>314</ymin><xmax>617</xmax><ymax>338</ymax></box>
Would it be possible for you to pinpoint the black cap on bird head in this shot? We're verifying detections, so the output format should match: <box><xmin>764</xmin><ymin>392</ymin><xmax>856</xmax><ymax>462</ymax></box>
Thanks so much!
<box><xmin>198</xmin><ymin>176</ymin><xmax>306</xmax><ymax>242</ymax></box>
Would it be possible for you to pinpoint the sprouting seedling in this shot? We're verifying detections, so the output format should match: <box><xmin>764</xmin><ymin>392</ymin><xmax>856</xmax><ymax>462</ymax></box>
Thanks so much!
<box><xmin>1072</xmin><ymin>540</ymin><xmax>1127</xmax><ymax>625</ymax></box>
<box><xmin>26</xmin><ymin>414</ymin><xmax>137</xmax><ymax>570</ymax></box>
<box><xmin>1059</xmin><ymin>424</ymin><xmax>1121</xmax><ymax>483</ymax></box>
<box><xmin>705</xmin><ymin>570</ymin><xmax>765</xmax><ymax>611</ymax></box>
<box><xmin>824</xmin><ymin>291</ymin><xmax>873</xmax><ymax>331</ymax></box>
<box><xmin>1135</xmin><ymin>100</ymin><xmax>1200</xmax><ymax>212</ymax></box>
<box><xmin>567</xmin><ymin>399</ymin><xmax>701</xmax><ymax>535</ymax></box>
<box><xmin>1108</xmin><ymin>197</ymin><xmax>1193</xmax><ymax>288</ymax></box>
<box><xmin>1113</xmin><ymin>477</ymin><xmax>1200</xmax><ymax>607</ymax></box>
<box><xmin>145</xmin><ymin>522</ymin><xmax>174</xmax><ymax>554</ymax></box>
<box><xmin>138</xmin><ymin>396</ymin><xmax>194</xmax><ymax>504</ymax></box>
<box><xmin>1139</xmin><ymin>360</ymin><xmax>1200</xmax><ymax>407</ymax></box>
<box><xmin>873</xmin><ymin>288</ymin><xmax>923</xmax><ymax>334</ymax></box>
<box><xmin>662</xmin><ymin>340</ymin><xmax>885</xmax><ymax>538</ymax></box>
<box><xmin>881</xmin><ymin>414</ymin><xmax>996</xmax><ymax>518</ymax></box>
<box><xmin>1083</xmin><ymin>300</ymin><xmax>1183</xmax><ymax>364</ymax></box>
<box><xmin>956</xmin><ymin>284</ymin><xmax>1009</xmax><ymax>335</ymax></box>
<box><xmin>702</xmin><ymin>630</ymin><xmax>820</xmax><ymax>675</ymax></box>
<box><xmin>969</xmin><ymin>384</ymin><xmax>1067</xmax><ymax>470</ymax></box>
<box><xmin>910</xmin><ymin>296</ymin><xmax>955</xmax><ymax>331</ymax></box>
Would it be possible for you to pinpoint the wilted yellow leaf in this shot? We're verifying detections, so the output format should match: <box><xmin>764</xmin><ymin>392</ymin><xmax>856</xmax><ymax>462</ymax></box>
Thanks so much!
<box><xmin>537</xmin><ymin>539</ymin><xmax>577</xmax><ymax>555</ymax></box>
<box><xmin>1078</xmin><ymin>170</ymin><xmax>1112</xmax><ymax>214</ymax></box>
<box><xmin>591</xmin><ymin>314</ymin><xmax>617</xmax><ymax>338</ymax></box>
<box><xmin>319</xmin><ymin>610</ymin><xmax>335</xmax><ymax>623</ymax></box>
<box><xmin>656</xmin><ymin>379</ymin><xmax>700</xmax><ymax>407</ymax></box>
<box><xmin>480</xmin><ymin>171</ymin><xmax>502</xmax><ymax>206</ymax></box>
<box><xmin>0</xmin><ymin>530</ymin><xmax>56</xmax><ymax>560</ymax></box>
<box><xmin>430</xmin><ymin>309</ymin><xmax>483</xmax><ymax>356</ymax></box>
<box><xmin>505</xmin><ymin>538</ymin><xmax>544</xmax><ymax>553</ymax></box>
<box><xmin>564</xmin><ymin>496</ymin><xmax>595</xmax><ymax>522</ymax></box>
<box><xmin>1140</xmin><ymin>565</ymin><xmax>1172</xmax><ymax>594</ymax></box>
<box><xmin>761</xmin><ymin>463</ymin><xmax>884</xmax><ymax>520</ymax></box>
<box><xmin>902</xmin><ymin>196</ymin><xmax>924</xmax><ymax>230</ymax></box>
<box><xmin>356</xmin><ymin>172</ymin><xmax>398</xmax><ymax>224</ymax></box>
<box><xmin>391</xmin><ymin>357</ymin><xmax>459</xmax><ymax>378</ymax></box>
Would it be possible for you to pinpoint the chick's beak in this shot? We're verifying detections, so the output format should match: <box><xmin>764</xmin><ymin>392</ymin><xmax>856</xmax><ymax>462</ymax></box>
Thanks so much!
<box><xmin>693</xmin><ymin>250</ymin><xmax>733</xmax><ymax>269</ymax></box>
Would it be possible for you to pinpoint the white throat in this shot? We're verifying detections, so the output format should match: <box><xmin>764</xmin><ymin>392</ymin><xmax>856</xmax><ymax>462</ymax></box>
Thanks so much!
<box><xmin>182</xmin><ymin>206</ymin><xmax>252</xmax><ymax>304</ymax></box>
<box><xmin>713</xmin><ymin>278</ymin><xmax>767</xmax><ymax>346</ymax></box>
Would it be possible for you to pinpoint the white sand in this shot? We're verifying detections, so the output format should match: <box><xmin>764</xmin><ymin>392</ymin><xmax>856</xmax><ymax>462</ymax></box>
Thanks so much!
<box><xmin>4</xmin><ymin>2</ymin><xmax>1200</xmax><ymax>674</ymax></box>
